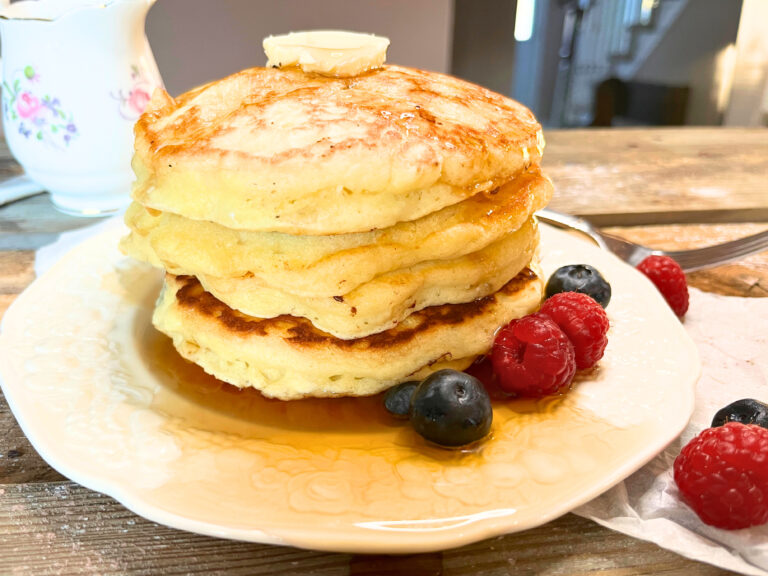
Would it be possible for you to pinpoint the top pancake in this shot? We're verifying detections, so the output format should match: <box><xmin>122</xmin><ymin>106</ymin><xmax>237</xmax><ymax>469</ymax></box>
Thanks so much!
<box><xmin>133</xmin><ymin>65</ymin><xmax>544</xmax><ymax>235</ymax></box>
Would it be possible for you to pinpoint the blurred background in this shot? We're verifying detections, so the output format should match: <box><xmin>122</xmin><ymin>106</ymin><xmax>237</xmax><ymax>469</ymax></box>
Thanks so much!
<box><xmin>147</xmin><ymin>0</ymin><xmax>768</xmax><ymax>128</ymax></box>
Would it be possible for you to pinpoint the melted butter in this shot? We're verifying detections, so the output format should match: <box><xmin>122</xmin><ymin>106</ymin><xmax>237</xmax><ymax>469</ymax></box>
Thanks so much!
<box><xmin>263</xmin><ymin>30</ymin><xmax>389</xmax><ymax>77</ymax></box>
<box><xmin>135</xmin><ymin>326</ymin><xmax>654</xmax><ymax>545</ymax></box>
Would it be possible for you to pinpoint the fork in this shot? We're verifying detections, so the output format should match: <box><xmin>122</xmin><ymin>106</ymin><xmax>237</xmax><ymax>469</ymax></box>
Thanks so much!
<box><xmin>536</xmin><ymin>208</ymin><xmax>768</xmax><ymax>272</ymax></box>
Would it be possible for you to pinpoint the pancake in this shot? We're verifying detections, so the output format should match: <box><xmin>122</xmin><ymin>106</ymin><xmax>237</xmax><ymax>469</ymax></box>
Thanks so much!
<box><xmin>199</xmin><ymin>218</ymin><xmax>538</xmax><ymax>339</ymax></box>
<box><xmin>133</xmin><ymin>65</ymin><xmax>544</xmax><ymax>235</ymax></box>
<box><xmin>121</xmin><ymin>167</ymin><xmax>551</xmax><ymax>297</ymax></box>
<box><xmin>153</xmin><ymin>267</ymin><xmax>544</xmax><ymax>400</ymax></box>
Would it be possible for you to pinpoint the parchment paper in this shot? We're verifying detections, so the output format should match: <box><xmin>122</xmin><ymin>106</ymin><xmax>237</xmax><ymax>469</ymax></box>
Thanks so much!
<box><xmin>575</xmin><ymin>289</ymin><xmax>768</xmax><ymax>576</ymax></box>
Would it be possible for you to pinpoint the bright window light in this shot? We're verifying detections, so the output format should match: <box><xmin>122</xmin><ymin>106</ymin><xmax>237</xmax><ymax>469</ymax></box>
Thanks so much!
<box><xmin>515</xmin><ymin>0</ymin><xmax>536</xmax><ymax>42</ymax></box>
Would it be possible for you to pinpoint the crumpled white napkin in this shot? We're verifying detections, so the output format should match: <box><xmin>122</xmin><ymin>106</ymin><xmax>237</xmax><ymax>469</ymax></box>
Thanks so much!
<box><xmin>35</xmin><ymin>220</ymin><xmax>768</xmax><ymax>574</ymax></box>
<box><xmin>575</xmin><ymin>288</ymin><xmax>768</xmax><ymax>576</ymax></box>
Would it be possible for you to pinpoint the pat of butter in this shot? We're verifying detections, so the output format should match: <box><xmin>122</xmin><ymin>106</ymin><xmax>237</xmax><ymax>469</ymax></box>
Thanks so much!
<box><xmin>263</xmin><ymin>30</ymin><xmax>390</xmax><ymax>77</ymax></box>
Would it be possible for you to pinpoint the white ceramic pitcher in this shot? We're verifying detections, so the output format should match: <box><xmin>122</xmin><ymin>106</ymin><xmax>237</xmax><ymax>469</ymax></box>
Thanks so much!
<box><xmin>0</xmin><ymin>0</ymin><xmax>163</xmax><ymax>215</ymax></box>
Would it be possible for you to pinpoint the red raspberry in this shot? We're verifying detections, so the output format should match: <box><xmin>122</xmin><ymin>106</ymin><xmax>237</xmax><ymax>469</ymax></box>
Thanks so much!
<box><xmin>636</xmin><ymin>255</ymin><xmax>689</xmax><ymax>317</ymax></box>
<box><xmin>491</xmin><ymin>313</ymin><xmax>576</xmax><ymax>398</ymax></box>
<box><xmin>540</xmin><ymin>292</ymin><xmax>609</xmax><ymax>370</ymax></box>
<box><xmin>673</xmin><ymin>423</ymin><xmax>768</xmax><ymax>530</ymax></box>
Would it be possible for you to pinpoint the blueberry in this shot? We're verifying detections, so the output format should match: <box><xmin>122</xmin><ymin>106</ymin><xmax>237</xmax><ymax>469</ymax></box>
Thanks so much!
<box><xmin>410</xmin><ymin>370</ymin><xmax>492</xmax><ymax>447</ymax></box>
<box><xmin>546</xmin><ymin>264</ymin><xmax>611</xmax><ymax>308</ymax></box>
<box><xmin>711</xmin><ymin>399</ymin><xmax>768</xmax><ymax>429</ymax></box>
<box><xmin>384</xmin><ymin>381</ymin><xmax>419</xmax><ymax>418</ymax></box>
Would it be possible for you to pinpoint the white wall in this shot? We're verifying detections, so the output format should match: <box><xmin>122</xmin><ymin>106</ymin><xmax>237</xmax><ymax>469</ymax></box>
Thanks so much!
<box><xmin>632</xmin><ymin>0</ymin><xmax>742</xmax><ymax>125</ymax></box>
<box><xmin>724</xmin><ymin>0</ymin><xmax>768</xmax><ymax>126</ymax></box>
<box><xmin>452</xmin><ymin>0</ymin><xmax>517</xmax><ymax>96</ymax></box>
<box><xmin>146</xmin><ymin>0</ymin><xmax>454</xmax><ymax>96</ymax></box>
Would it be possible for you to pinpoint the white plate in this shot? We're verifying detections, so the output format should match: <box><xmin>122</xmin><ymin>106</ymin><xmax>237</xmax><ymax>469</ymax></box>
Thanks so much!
<box><xmin>0</xmin><ymin>222</ymin><xmax>700</xmax><ymax>553</ymax></box>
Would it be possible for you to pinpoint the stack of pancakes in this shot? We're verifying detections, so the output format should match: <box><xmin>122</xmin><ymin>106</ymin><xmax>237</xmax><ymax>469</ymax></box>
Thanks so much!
<box><xmin>121</xmin><ymin>64</ymin><xmax>553</xmax><ymax>400</ymax></box>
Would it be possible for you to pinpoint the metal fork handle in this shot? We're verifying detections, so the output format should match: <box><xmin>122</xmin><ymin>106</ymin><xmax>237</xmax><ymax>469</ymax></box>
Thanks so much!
<box><xmin>537</xmin><ymin>208</ymin><xmax>768</xmax><ymax>273</ymax></box>
<box><xmin>536</xmin><ymin>209</ymin><xmax>609</xmax><ymax>250</ymax></box>
<box><xmin>664</xmin><ymin>230</ymin><xmax>768</xmax><ymax>272</ymax></box>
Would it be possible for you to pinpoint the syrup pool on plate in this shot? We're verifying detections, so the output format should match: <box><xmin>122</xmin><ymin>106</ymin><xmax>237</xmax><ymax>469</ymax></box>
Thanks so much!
<box><xmin>130</xmin><ymin>318</ymin><xmax>653</xmax><ymax>539</ymax></box>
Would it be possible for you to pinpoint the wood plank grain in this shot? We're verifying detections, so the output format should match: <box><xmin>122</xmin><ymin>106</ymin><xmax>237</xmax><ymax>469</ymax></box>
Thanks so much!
<box><xmin>0</xmin><ymin>193</ymin><xmax>107</xmax><ymax>251</ymax></box>
<box><xmin>442</xmin><ymin>518</ymin><xmax>739</xmax><ymax>576</ymax></box>
<box><xmin>543</xmin><ymin>128</ymin><xmax>768</xmax><ymax>225</ymax></box>
<box><xmin>0</xmin><ymin>251</ymin><xmax>34</xmax><ymax>320</ymax></box>
<box><xmin>0</xmin><ymin>250</ymin><xmax>34</xmax><ymax>293</ymax></box>
<box><xmin>0</xmin><ymin>483</ymin><xmax>739</xmax><ymax>576</ymax></box>
<box><xmin>0</xmin><ymin>482</ymin><xmax>350</xmax><ymax>576</ymax></box>
<box><xmin>0</xmin><ymin>139</ymin><xmax>23</xmax><ymax>180</ymax></box>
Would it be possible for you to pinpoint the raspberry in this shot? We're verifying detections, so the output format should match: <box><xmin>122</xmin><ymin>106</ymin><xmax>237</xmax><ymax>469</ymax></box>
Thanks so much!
<box><xmin>636</xmin><ymin>255</ymin><xmax>689</xmax><ymax>317</ymax></box>
<box><xmin>491</xmin><ymin>313</ymin><xmax>576</xmax><ymax>398</ymax></box>
<box><xmin>540</xmin><ymin>292</ymin><xmax>609</xmax><ymax>370</ymax></box>
<box><xmin>673</xmin><ymin>423</ymin><xmax>768</xmax><ymax>530</ymax></box>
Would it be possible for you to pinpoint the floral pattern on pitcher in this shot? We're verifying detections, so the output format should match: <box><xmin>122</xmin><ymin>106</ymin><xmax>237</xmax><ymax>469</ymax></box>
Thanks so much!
<box><xmin>2</xmin><ymin>66</ymin><xmax>79</xmax><ymax>149</ymax></box>
<box><xmin>113</xmin><ymin>65</ymin><xmax>153</xmax><ymax>120</ymax></box>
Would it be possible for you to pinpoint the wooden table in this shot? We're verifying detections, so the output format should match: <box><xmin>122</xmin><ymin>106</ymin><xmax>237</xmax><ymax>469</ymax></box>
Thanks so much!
<box><xmin>1</xmin><ymin>128</ymin><xmax>766</xmax><ymax>575</ymax></box>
